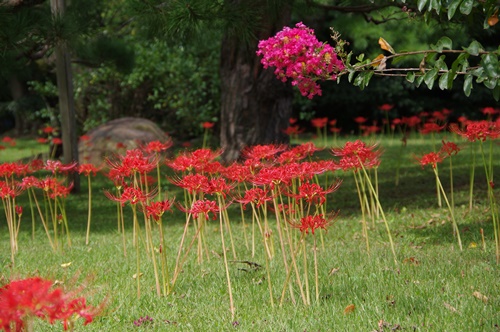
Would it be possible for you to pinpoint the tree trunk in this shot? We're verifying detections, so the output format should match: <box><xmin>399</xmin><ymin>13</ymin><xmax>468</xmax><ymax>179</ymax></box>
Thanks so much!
<box><xmin>219</xmin><ymin>2</ymin><xmax>294</xmax><ymax>162</ymax></box>
<box><xmin>51</xmin><ymin>0</ymin><xmax>80</xmax><ymax>192</ymax></box>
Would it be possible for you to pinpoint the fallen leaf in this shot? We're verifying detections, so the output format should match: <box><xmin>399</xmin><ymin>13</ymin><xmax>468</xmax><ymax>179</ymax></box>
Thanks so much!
<box><xmin>378</xmin><ymin>37</ymin><xmax>395</xmax><ymax>54</ymax></box>
<box><xmin>344</xmin><ymin>304</ymin><xmax>356</xmax><ymax>315</ymax></box>
<box><xmin>468</xmin><ymin>242</ymin><xmax>477</xmax><ymax>248</ymax></box>
<box><xmin>403</xmin><ymin>257</ymin><xmax>420</xmax><ymax>265</ymax></box>
<box><xmin>132</xmin><ymin>273</ymin><xmax>143</xmax><ymax>279</ymax></box>
<box><xmin>443</xmin><ymin>301</ymin><xmax>460</xmax><ymax>313</ymax></box>
<box><xmin>329</xmin><ymin>267</ymin><xmax>340</xmax><ymax>276</ymax></box>
<box><xmin>60</xmin><ymin>262</ymin><xmax>72</xmax><ymax>268</ymax></box>
<box><xmin>472</xmin><ymin>291</ymin><xmax>488</xmax><ymax>303</ymax></box>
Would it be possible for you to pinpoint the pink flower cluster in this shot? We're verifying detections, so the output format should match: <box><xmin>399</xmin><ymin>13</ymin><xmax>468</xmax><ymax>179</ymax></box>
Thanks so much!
<box><xmin>256</xmin><ymin>22</ymin><xmax>344</xmax><ymax>99</ymax></box>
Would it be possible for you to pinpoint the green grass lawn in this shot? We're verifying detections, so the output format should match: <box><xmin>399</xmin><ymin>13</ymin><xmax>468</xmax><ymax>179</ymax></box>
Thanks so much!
<box><xmin>1</xmin><ymin>134</ymin><xmax>499</xmax><ymax>331</ymax></box>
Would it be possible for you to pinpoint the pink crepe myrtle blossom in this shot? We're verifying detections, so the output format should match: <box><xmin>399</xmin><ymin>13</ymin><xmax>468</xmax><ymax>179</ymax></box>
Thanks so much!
<box><xmin>256</xmin><ymin>22</ymin><xmax>344</xmax><ymax>99</ymax></box>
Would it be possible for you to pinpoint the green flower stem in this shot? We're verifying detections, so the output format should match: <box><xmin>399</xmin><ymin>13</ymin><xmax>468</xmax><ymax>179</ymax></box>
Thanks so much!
<box><xmin>85</xmin><ymin>175</ymin><xmax>92</xmax><ymax>245</ymax></box>
<box><xmin>313</xmin><ymin>233</ymin><xmax>319</xmax><ymax>303</ymax></box>
<box><xmin>479</xmin><ymin>141</ymin><xmax>499</xmax><ymax>263</ymax></box>
<box><xmin>468</xmin><ymin>142</ymin><xmax>476</xmax><ymax>212</ymax></box>
<box><xmin>131</xmin><ymin>204</ymin><xmax>141</xmax><ymax>298</ymax></box>
<box><xmin>157</xmin><ymin>217</ymin><xmax>170</xmax><ymax>296</ymax></box>
<box><xmin>279</xmin><ymin>232</ymin><xmax>306</xmax><ymax>307</ymax></box>
<box><xmin>217</xmin><ymin>199</ymin><xmax>236</xmax><ymax>319</ymax></box>
<box><xmin>303</xmin><ymin>239</ymin><xmax>310</xmax><ymax>305</ymax></box>
<box><xmin>359</xmin><ymin>162</ymin><xmax>397</xmax><ymax>264</ymax></box>
<box><xmin>433</xmin><ymin>167</ymin><xmax>463</xmax><ymax>251</ymax></box>
<box><xmin>30</xmin><ymin>188</ymin><xmax>54</xmax><ymax>251</ymax></box>
<box><xmin>353</xmin><ymin>171</ymin><xmax>370</xmax><ymax>254</ymax></box>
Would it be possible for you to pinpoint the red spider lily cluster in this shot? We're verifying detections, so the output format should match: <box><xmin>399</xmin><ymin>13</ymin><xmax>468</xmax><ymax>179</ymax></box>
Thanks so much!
<box><xmin>257</xmin><ymin>22</ymin><xmax>344</xmax><ymax>99</ymax></box>
<box><xmin>0</xmin><ymin>277</ymin><xmax>102</xmax><ymax>331</ymax></box>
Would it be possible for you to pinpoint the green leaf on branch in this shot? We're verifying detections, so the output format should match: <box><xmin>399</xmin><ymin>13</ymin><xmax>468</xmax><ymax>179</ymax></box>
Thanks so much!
<box><xmin>483</xmin><ymin>78</ymin><xmax>497</xmax><ymax>90</ymax></box>
<box><xmin>418</xmin><ymin>0</ymin><xmax>428</xmax><ymax>12</ymax></box>
<box><xmin>353</xmin><ymin>71</ymin><xmax>374</xmax><ymax>90</ymax></box>
<box><xmin>464</xmin><ymin>41</ymin><xmax>483</xmax><ymax>56</ymax></box>
<box><xmin>424</xmin><ymin>68</ymin><xmax>439</xmax><ymax>89</ymax></box>
<box><xmin>447</xmin><ymin>0</ymin><xmax>463</xmax><ymax>20</ymax></box>
<box><xmin>415</xmin><ymin>75</ymin><xmax>425</xmax><ymax>88</ymax></box>
<box><xmin>493</xmin><ymin>85</ymin><xmax>500</xmax><ymax>101</ymax></box>
<box><xmin>463</xmin><ymin>74</ymin><xmax>472</xmax><ymax>96</ymax></box>
<box><xmin>428</xmin><ymin>0</ymin><xmax>441</xmax><ymax>14</ymax></box>
<box><xmin>459</xmin><ymin>0</ymin><xmax>474</xmax><ymax>15</ymax></box>
<box><xmin>431</xmin><ymin>37</ymin><xmax>453</xmax><ymax>52</ymax></box>
<box><xmin>439</xmin><ymin>72</ymin><xmax>449</xmax><ymax>90</ymax></box>
<box><xmin>480</xmin><ymin>54</ymin><xmax>499</xmax><ymax>79</ymax></box>
<box><xmin>406</xmin><ymin>71</ymin><xmax>416</xmax><ymax>83</ymax></box>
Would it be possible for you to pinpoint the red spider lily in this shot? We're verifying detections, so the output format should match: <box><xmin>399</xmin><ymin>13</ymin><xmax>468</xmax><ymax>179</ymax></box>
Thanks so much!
<box><xmin>105</xmin><ymin>186</ymin><xmax>152</xmax><ymax>206</ymax></box>
<box><xmin>42</xmin><ymin>126</ymin><xmax>55</xmax><ymax>134</ymax></box>
<box><xmin>440</xmin><ymin>140</ymin><xmax>461</xmax><ymax>157</ymax></box>
<box><xmin>105</xmin><ymin>169</ymin><xmax>126</xmax><ymax>189</ymax></box>
<box><xmin>52</xmin><ymin>138</ymin><xmax>62</xmax><ymax>145</ymax></box>
<box><xmin>41</xmin><ymin>180</ymin><xmax>73</xmax><ymax>199</ymax></box>
<box><xmin>142</xmin><ymin>139</ymin><xmax>173</xmax><ymax>155</ymax></box>
<box><xmin>416</xmin><ymin>152</ymin><xmax>444</xmax><ymax>169</ymax></box>
<box><xmin>169</xmin><ymin>173</ymin><xmax>210</xmax><ymax>195</ymax></box>
<box><xmin>0</xmin><ymin>162</ymin><xmax>29</xmax><ymax>178</ymax></box>
<box><xmin>331</xmin><ymin>140</ymin><xmax>381</xmax><ymax>171</ymax></box>
<box><xmin>283</xmin><ymin>125</ymin><xmax>304</xmax><ymax>136</ymax></box>
<box><xmin>329</xmin><ymin>127</ymin><xmax>341</xmax><ymax>134</ymax></box>
<box><xmin>353</xmin><ymin>116</ymin><xmax>367</xmax><ymax>124</ymax></box>
<box><xmin>450</xmin><ymin>120</ymin><xmax>500</xmax><ymax>142</ymax></box>
<box><xmin>420</xmin><ymin>122</ymin><xmax>446</xmax><ymax>134</ymax></box>
<box><xmin>286</xmin><ymin>180</ymin><xmax>342</xmax><ymax>205</ymax></box>
<box><xmin>481</xmin><ymin>106</ymin><xmax>499</xmax><ymax>116</ymax></box>
<box><xmin>205</xmin><ymin>177</ymin><xmax>236</xmax><ymax>198</ymax></box>
<box><xmin>44</xmin><ymin>160</ymin><xmax>77</xmax><ymax>175</ymax></box>
<box><xmin>177</xmin><ymin>199</ymin><xmax>220</xmax><ymax>220</ymax></box>
<box><xmin>277</xmin><ymin>143</ymin><xmax>321</xmax><ymax>164</ymax></box>
<box><xmin>116</xmin><ymin>142</ymin><xmax>127</xmax><ymax>149</ymax></box>
<box><xmin>241</xmin><ymin>144</ymin><xmax>287</xmax><ymax>162</ymax></box>
<box><xmin>288</xmin><ymin>214</ymin><xmax>335</xmax><ymax>235</ymax></box>
<box><xmin>401</xmin><ymin>116</ymin><xmax>421</xmax><ymax>128</ymax></box>
<box><xmin>457</xmin><ymin>116</ymin><xmax>468</xmax><ymax>125</ymax></box>
<box><xmin>378</xmin><ymin>104</ymin><xmax>394</xmax><ymax>112</ymax></box>
<box><xmin>289</xmin><ymin>118</ymin><xmax>298</xmax><ymax>124</ymax></box>
<box><xmin>392</xmin><ymin>118</ymin><xmax>402</xmax><ymax>126</ymax></box>
<box><xmin>196</xmin><ymin>161</ymin><xmax>223</xmax><ymax>175</ymax></box>
<box><xmin>145</xmin><ymin>199</ymin><xmax>174</xmax><ymax>221</ymax></box>
<box><xmin>220</xmin><ymin>163</ymin><xmax>254</xmax><ymax>183</ymax></box>
<box><xmin>0</xmin><ymin>181</ymin><xmax>24</xmax><ymax>199</ymax></box>
<box><xmin>79</xmin><ymin>135</ymin><xmax>91</xmax><ymax>142</ymax></box>
<box><xmin>15</xmin><ymin>205</ymin><xmax>22</xmax><ymax>216</ymax></box>
<box><xmin>167</xmin><ymin>149</ymin><xmax>222</xmax><ymax>173</ymax></box>
<box><xmin>431</xmin><ymin>110</ymin><xmax>447</xmax><ymax>122</ymax></box>
<box><xmin>106</xmin><ymin>149</ymin><xmax>158</xmax><ymax>176</ymax></box>
<box><xmin>20</xmin><ymin>176</ymin><xmax>39</xmax><ymax>190</ymax></box>
<box><xmin>235</xmin><ymin>187</ymin><xmax>273</xmax><ymax>208</ymax></box>
<box><xmin>361</xmin><ymin>124</ymin><xmax>380</xmax><ymax>136</ymax></box>
<box><xmin>202</xmin><ymin>122</ymin><xmax>215</xmax><ymax>129</ymax></box>
<box><xmin>311</xmin><ymin>117</ymin><xmax>328</xmax><ymax>128</ymax></box>
<box><xmin>297</xmin><ymin>161</ymin><xmax>334</xmax><ymax>180</ymax></box>
<box><xmin>77</xmin><ymin>164</ymin><xmax>101</xmax><ymax>177</ymax></box>
<box><xmin>0</xmin><ymin>277</ymin><xmax>102</xmax><ymax>331</ymax></box>
<box><xmin>29</xmin><ymin>159</ymin><xmax>44</xmax><ymax>173</ymax></box>
<box><xmin>441</xmin><ymin>108</ymin><xmax>452</xmax><ymax>116</ymax></box>
<box><xmin>252</xmin><ymin>165</ymin><xmax>294</xmax><ymax>188</ymax></box>
<box><xmin>37</xmin><ymin>137</ymin><xmax>49</xmax><ymax>144</ymax></box>
<box><xmin>1</xmin><ymin>137</ymin><xmax>16</xmax><ymax>147</ymax></box>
